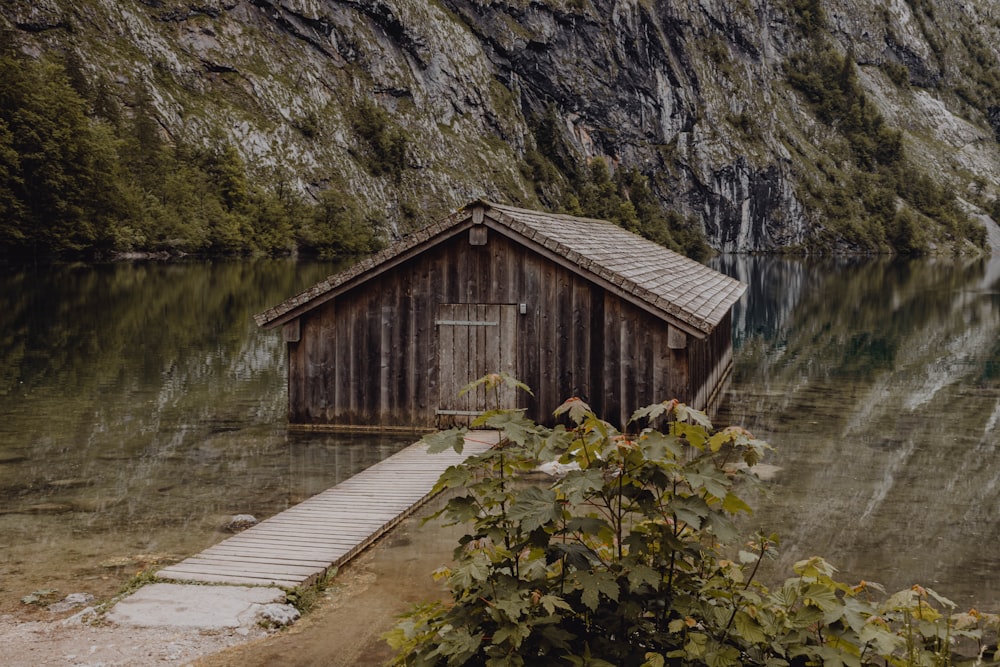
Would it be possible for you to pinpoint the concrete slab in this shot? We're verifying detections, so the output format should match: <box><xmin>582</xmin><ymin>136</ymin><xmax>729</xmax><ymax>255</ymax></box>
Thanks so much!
<box><xmin>104</xmin><ymin>582</ymin><xmax>286</xmax><ymax>630</ymax></box>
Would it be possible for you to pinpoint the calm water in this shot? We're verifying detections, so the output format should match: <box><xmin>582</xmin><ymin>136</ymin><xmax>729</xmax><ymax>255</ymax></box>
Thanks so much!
<box><xmin>0</xmin><ymin>255</ymin><xmax>998</xmax><ymax>614</ymax></box>
<box><xmin>714</xmin><ymin>254</ymin><xmax>1000</xmax><ymax>607</ymax></box>
<box><xmin>0</xmin><ymin>260</ymin><xmax>414</xmax><ymax>613</ymax></box>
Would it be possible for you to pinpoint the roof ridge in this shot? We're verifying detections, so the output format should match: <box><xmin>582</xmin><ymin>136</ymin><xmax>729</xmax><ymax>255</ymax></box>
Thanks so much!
<box><xmin>255</xmin><ymin>200</ymin><xmax>746</xmax><ymax>334</ymax></box>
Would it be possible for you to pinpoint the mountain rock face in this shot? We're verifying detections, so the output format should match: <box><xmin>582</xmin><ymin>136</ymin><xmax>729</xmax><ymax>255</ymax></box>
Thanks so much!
<box><xmin>3</xmin><ymin>0</ymin><xmax>1000</xmax><ymax>252</ymax></box>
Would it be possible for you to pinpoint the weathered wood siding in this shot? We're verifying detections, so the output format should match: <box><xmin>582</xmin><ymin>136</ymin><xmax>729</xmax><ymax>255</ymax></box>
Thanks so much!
<box><xmin>286</xmin><ymin>226</ymin><xmax>733</xmax><ymax>429</ymax></box>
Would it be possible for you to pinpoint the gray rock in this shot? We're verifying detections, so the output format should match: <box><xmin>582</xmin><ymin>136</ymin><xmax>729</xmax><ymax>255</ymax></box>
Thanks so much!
<box><xmin>49</xmin><ymin>592</ymin><xmax>95</xmax><ymax>613</ymax></box>
<box><xmin>223</xmin><ymin>514</ymin><xmax>258</xmax><ymax>532</ymax></box>
<box><xmin>60</xmin><ymin>606</ymin><xmax>98</xmax><ymax>626</ymax></box>
<box><xmin>255</xmin><ymin>603</ymin><xmax>300</xmax><ymax>628</ymax></box>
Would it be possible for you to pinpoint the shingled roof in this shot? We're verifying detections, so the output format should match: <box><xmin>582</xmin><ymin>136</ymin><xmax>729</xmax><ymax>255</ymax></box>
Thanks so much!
<box><xmin>255</xmin><ymin>200</ymin><xmax>746</xmax><ymax>337</ymax></box>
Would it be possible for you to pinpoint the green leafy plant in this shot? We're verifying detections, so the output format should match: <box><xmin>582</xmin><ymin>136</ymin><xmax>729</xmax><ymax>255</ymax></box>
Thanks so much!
<box><xmin>348</xmin><ymin>99</ymin><xmax>409</xmax><ymax>181</ymax></box>
<box><xmin>286</xmin><ymin>566</ymin><xmax>338</xmax><ymax>614</ymax></box>
<box><xmin>386</xmin><ymin>377</ymin><xmax>1000</xmax><ymax>666</ymax></box>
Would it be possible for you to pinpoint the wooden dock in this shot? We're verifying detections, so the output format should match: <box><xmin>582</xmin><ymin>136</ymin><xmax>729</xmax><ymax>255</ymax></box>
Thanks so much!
<box><xmin>156</xmin><ymin>431</ymin><xmax>499</xmax><ymax>588</ymax></box>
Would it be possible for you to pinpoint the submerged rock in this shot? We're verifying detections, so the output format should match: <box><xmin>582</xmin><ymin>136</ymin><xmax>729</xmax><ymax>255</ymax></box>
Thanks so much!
<box><xmin>23</xmin><ymin>503</ymin><xmax>74</xmax><ymax>514</ymax></box>
<box><xmin>223</xmin><ymin>514</ymin><xmax>258</xmax><ymax>532</ymax></box>
<box><xmin>47</xmin><ymin>478</ymin><xmax>92</xmax><ymax>489</ymax></box>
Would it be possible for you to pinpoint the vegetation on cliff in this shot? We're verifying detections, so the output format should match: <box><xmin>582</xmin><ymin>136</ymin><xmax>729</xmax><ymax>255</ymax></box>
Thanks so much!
<box><xmin>2</xmin><ymin>0</ymin><xmax>999</xmax><ymax>260</ymax></box>
<box><xmin>0</xmin><ymin>48</ymin><xmax>385</xmax><ymax>260</ymax></box>
<box><xmin>0</xmin><ymin>49</ymin><xmax>708</xmax><ymax>261</ymax></box>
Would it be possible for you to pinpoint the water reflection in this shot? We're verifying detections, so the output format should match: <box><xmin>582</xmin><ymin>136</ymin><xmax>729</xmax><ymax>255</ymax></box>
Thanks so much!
<box><xmin>715</xmin><ymin>254</ymin><xmax>1000</xmax><ymax>609</ymax></box>
<box><xmin>2</xmin><ymin>255</ymin><xmax>999</xmax><ymax>616</ymax></box>
<box><xmin>0</xmin><ymin>260</ymin><xmax>413</xmax><ymax>613</ymax></box>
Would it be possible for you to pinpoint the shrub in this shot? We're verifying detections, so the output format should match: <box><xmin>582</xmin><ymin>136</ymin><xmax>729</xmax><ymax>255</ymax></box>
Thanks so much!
<box><xmin>297</xmin><ymin>186</ymin><xmax>385</xmax><ymax>259</ymax></box>
<box><xmin>348</xmin><ymin>100</ymin><xmax>408</xmax><ymax>181</ymax></box>
<box><xmin>387</xmin><ymin>374</ymin><xmax>1000</xmax><ymax>666</ymax></box>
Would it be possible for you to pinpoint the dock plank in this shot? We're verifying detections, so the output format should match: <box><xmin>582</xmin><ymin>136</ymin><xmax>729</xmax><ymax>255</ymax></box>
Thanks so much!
<box><xmin>156</xmin><ymin>432</ymin><xmax>497</xmax><ymax>587</ymax></box>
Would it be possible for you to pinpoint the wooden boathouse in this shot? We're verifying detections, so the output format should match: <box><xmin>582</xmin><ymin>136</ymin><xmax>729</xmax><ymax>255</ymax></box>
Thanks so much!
<box><xmin>255</xmin><ymin>200</ymin><xmax>746</xmax><ymax>429</ymax></box>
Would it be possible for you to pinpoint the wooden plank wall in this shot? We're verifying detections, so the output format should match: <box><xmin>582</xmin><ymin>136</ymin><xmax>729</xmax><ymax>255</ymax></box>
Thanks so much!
<box><xmin>286</xmin><ymin>229</ymin><xmax>732</xmax><ymax>429</ymax></box>
<box><xmin>689</xmin><ymin>310</ymin><xmax>735</xmax><ymax>418</ymax></box>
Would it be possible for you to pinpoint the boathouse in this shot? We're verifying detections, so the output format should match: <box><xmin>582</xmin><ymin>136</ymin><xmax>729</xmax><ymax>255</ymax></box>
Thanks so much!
<box><xmin>255</xmin><ymin>200</ymin><xmax>746</xmax><ymax>429</ymax></box>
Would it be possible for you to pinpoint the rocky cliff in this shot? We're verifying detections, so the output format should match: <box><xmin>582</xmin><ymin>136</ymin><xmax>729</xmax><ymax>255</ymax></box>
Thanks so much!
<box><xmin>4</xmin><ymin>0</ymin><xmax>1000</xmax><ymax>253</ymax></box>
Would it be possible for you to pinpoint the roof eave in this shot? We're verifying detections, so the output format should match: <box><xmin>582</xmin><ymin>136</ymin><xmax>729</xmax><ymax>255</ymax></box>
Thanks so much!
<box><xmin>255</xmin><ymin>209</ymin><xmax>476</xmax><ymax>329</ymax></box>
<box><xmin>480</xmin><ymin>215</ymin><xmax>715</xmax><ymax>339</ymax></box>
<box><xmin>256</xmin><ymin>200</ymin><xmax>746</xmax><ymax>338</ymax></box>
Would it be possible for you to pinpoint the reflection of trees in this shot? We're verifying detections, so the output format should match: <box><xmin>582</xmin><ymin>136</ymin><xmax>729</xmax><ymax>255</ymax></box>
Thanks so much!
<box><xmin>714</xmin><ymin>254</ymin><xmax>824</xmax><ymax>347</ymax></box>
<box><xmin>717</xmin><ymin>255</ymin><xmax>1000</xmax><ymax>608</ymax></box>
<box><xmin>1</xmin><ymin>260</ymin><xmax>334</xmax><ymax>396</ymax></box>
<box><xmin>0</xmin><ymin>259</ymin><xmax>341</xmax><ymax>484</ymax></box>
<box><xmin>0</xmin><ymin>259</ymin><xmax>414</xmax><ymax>611</ymax></box>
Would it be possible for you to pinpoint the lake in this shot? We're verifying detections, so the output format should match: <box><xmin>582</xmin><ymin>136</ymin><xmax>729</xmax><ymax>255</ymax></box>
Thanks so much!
<box><xmin>0</xmin><ymin>253</ymin><xmax>998</xmax><ymax>615</ymax></box>
<box><xmin>0</xmin><ymin>259</ymin><xmax>415</xmax><ymax>615</ymax></box>
<box><xmin>715</xmin><ymin>253</ymin><xmax>1000</xmax><ymax>606</ymax></box>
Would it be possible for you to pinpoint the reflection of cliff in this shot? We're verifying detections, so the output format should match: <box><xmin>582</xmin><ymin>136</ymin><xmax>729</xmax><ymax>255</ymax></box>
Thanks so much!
<box><xmin>718</xmin><ymin>255</ymin><xmax>1000</xmax><ymax>607</ymax></box>
<box><xmin>714</xmin><ymin>255</ymin><xmax>837</xmax><ymax>347</ymax></box>
<box><xmin>0</xmin><ymin>260</ymin><xmax>407</xmax><ymax>607</ymax></box>
<box><xmin>0</xmin><ymin>260</ymin><xmax>339</xmax><ymax>506</ymax></box>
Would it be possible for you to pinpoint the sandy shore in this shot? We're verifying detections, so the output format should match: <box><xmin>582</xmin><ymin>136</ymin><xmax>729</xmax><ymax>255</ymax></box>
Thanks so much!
<box><xmin>1</xmin><ymin>496</ymin><xmax>459</xmax><ymax>667</ymax></box>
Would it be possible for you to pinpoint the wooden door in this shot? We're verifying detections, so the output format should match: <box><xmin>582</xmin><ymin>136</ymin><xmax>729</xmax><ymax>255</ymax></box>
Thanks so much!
<box><xmin>436</xmin><ymin>304</ymin><xmax>517</xmax><ymax>425</ymax></box>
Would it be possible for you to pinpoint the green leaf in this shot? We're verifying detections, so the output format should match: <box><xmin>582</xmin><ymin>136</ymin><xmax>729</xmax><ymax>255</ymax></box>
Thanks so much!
<box><xmin>551</xmin><ymin>542</ymin><xmax>601</xmax><ymax>570</ymax></box>
<box><xmin>706</xmin><ymin>640</ymin><xmax>742</xmax><ymax>667</ymax></box>
<box><xmin>576</xmin><ymin>571</ymin><xmax>620</xmax><ymax>611</ymax></box>
<box><xmin>495</xmin><ymin>594</ymin><xmax>530</xmax><ymax>621</ymax></box>
<box><xmin>793</xmin><ymin>557</ymin><xmax>839</xmax><ymax>581</ymax></box>
<box><xmin>707</xmin><ymin>425</ymin><xmax>757</xmax><ymax>452</ymax></box>
<box><xmin>564</xmin><ymin>516</ymin><xmax>612</xmax><ymax>536</ymax></box>
<box><xmin>469</xmin><ymin>408</ymin><xmax>506</xmax><ymax>428</ymax></box>
<box><xmin>558</xmin><ymin>467</ymin><xmax>606</xmax><ymax>504</ymax></box>
<box><xmin>442</xmin><ymin>494</ymin><xmax>481</xmax><ymax>524</ymax></box>
<box><xmin>625</xmin><ymin>563</ymin><xmax>661</xmax><ymax>592</ymax></box>
<box><xmin>800</xmin><ymin>583</ymin><xmax>843</xmax><ymax>614</ymax></box>
<box><xmin>553</xmin><ymin>396</ymin><xmax>594</xmax><ymax>424</ymax></box>
<box><xmin>629</xmin><ymin>399</ymin><xmax>679</xmax><ymax>423</ymax></box>
<box><xmin>706</xmin><ymin>513</ymin><xmax>739</xmax><ymax>545</ymax></box>
<box><xmin>811</xmin><ymin>645</ymin><xmax>853</xmax><ymax>667</ymax></box>
<box><xmin>508</xmin><ymin>485</ymin><xmax>562</xmax><ymax>532</ymax></box>
<box><xmin>423</xmin><ymin>428</ymin><xmax>468</xmax><ymax>454</ymax></box>
<box><xmin>674</xmin><ymin>404</ymin><xmax>713</xmax><ymax>428</ymax></box>
<box><xmin>480</xmin><ymin>410</ymin><xmax>541</xmax><ymax>446</ymax></box>
<box><xmin>538</xmin><ymin>593</ymin><xmax>573</xmax><ymax>615</ymax></box>
<box><xmin>670</xmin><ymin>495</ymin><xmax>711</xmax><ymax>527</ymax></box>
<box><xmin>563</xmin><ymin>643</ymin><xmax>619</xmax><ymax>667</ymax></box>
<box><xmin>859</xmin><ymin>619</ymin><xmax>902</xmax><ymax>655</ymax></box>
<box><xmin>450</xmin><ymin>554</ymin><xmax>491</xmax><ymax>591</ymax></box>
<box><xmin>924</xmin><ymin>586</ymin><xmax>956</xmax><ymax>609</ymax></box>
<box><xmin>638</xmin><ymin>430</ymin><xmax>684</xmax><ymax>462</ymax></box>
<box><xmin>733</xmin><ymin>610</ymin><xmax>769</xmax><ymax>644</ymax></box>
<box><xmin>459</xmin><ymin>371</ymin><xmax>533</xmax><ymax>397</ymax></box>
<box><xmin>673</xmin><ymin>421</ymin><xmax>709</xmax><ymax>449</ymax></box>
<box><xmin>840</xmin><ymin>597</ymin><xmax>871</xmax><ymax>633</ymax></box>
<box><xmin>641</xmin><ymin>653</ymin><xmax>666</xmax><ymax>667</ymax></box>
<box><xmin>723</xmin><ymin>492</ymin><xmax>753</xmax><ymax>515</ymax></box>
<box><xmin>685</xmin><ymin>463</ymin><xmax>731</xmax><ymax>500</ymax></box>
<box><xmin>432</xmin><ymin>464</ymin><xmax>474</xmax><ymax>494</ymax></box>
<box><xmin>537</xmin><ymin>623</ymin><xmax>576</xmax><ymax>652</ymax></box>
<box><xmin>437</xmin><ymin>626</ymin><xmax>484</xmax><ymax>665</ymax></box>
<box><xmin>682</xmin><ymin>631</ymin><xmax>709</xmax><ymax>658</ymax></box>
<box><xmin>492</xmin><ymin>620</ymin><xmax>531</xmax><ymax>648</ymax></box>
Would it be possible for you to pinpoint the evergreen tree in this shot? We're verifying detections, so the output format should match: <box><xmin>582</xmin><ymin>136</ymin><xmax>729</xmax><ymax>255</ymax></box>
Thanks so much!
<box><xmin>0</xmin><ymin>53</ymin><xmax>123</xmax><ymax>257</ymax></box>
<box><xmin>299</xmin><ymin>186</ymin><xmax>385</xmax><ymax>258</ymax></box>
<box><xmin>0</xmin><ymin>117</ymin><xmax>25</xmax><ymax>246</ymax></box>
